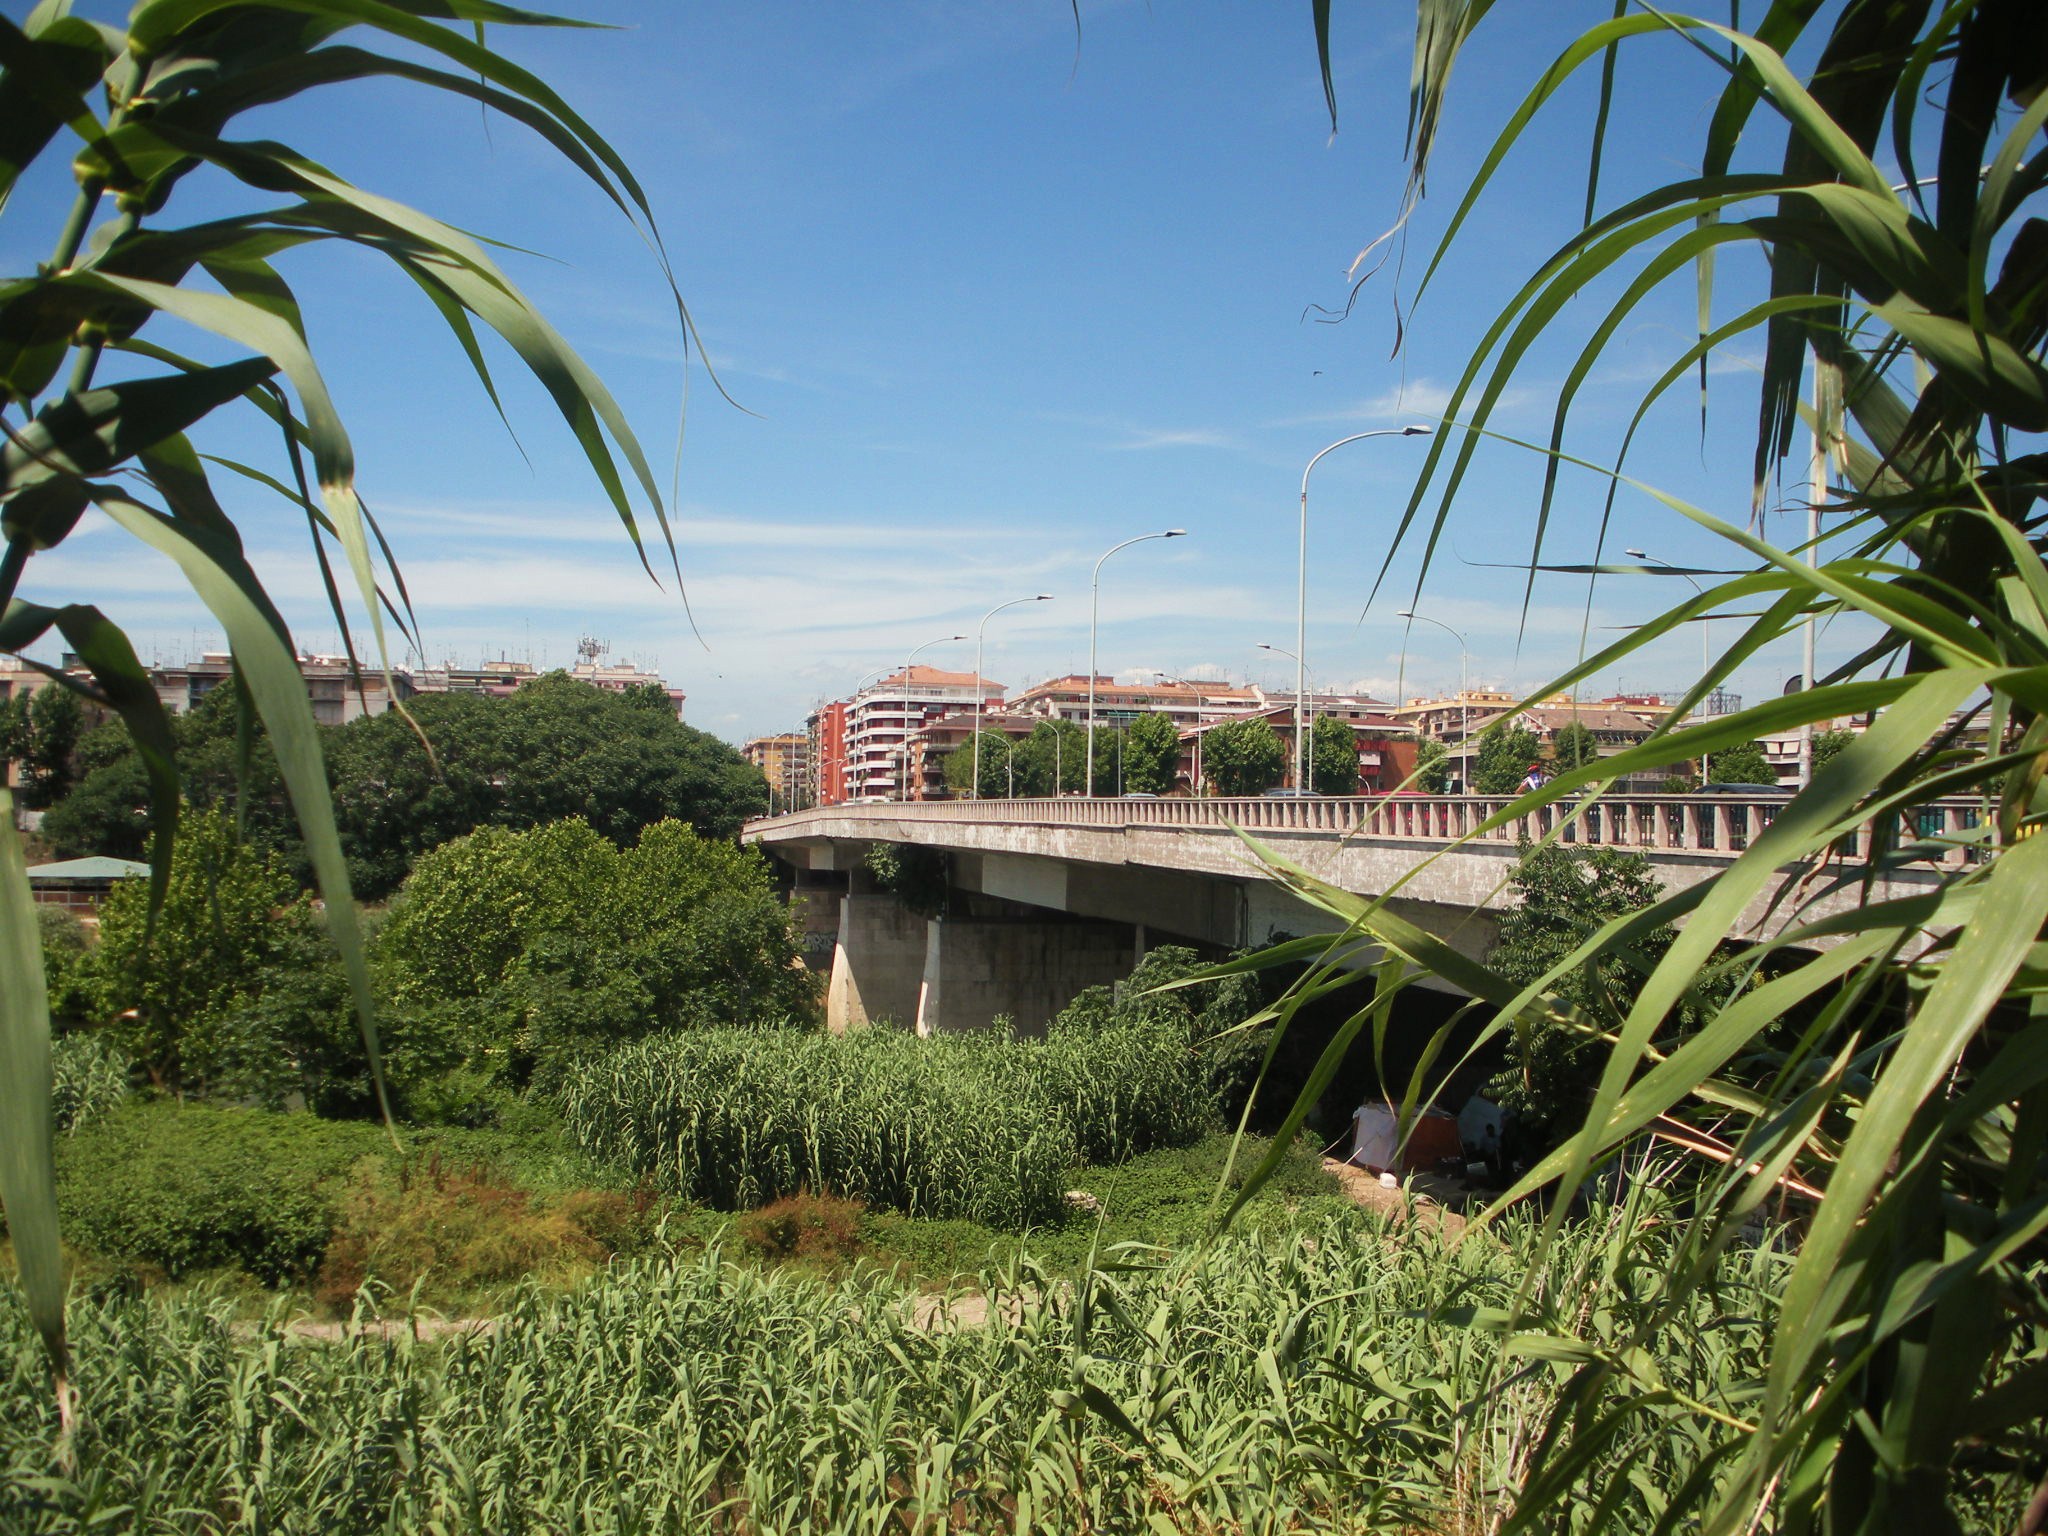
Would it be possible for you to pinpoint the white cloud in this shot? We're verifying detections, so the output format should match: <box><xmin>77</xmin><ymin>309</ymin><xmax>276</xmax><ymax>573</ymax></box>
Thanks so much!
<box><xmin>1102</xmin><ymin>426</ymin><xmax>1243</xmax><ymax>452</ymax></box>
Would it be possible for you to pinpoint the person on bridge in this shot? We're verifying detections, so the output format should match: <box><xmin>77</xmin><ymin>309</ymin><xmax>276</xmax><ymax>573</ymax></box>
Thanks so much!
<box><xmin>1519</xmin><ymin>762</ymin><xmax>1549</xmax><ymax>793</ymax></box>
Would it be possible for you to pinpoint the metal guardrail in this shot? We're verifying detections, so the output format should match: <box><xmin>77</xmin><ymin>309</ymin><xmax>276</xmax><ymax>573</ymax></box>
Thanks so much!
<box><xmin>748</xmin><ymin>793</ymin><xmax>1985</xmax><ymax>868</ymax></box>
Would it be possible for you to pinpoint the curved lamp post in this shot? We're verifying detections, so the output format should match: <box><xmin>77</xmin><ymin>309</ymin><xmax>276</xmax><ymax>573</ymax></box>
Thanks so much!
<box><xmin>1396</xmin><ymin>609</ymin><xmax>1467</xmax><ymax>791</ymax></box>
<box><xmin>973</xmin><ymin>594</ymin><xmax>1052</xmax><ymax>800</ymax></box>
<box><xmin>896</xmin><ymin>632</ymin><xmax>967</xmax><ymax>801</ymax></box>
<box><xmin>1086</xmin><ymin>529</ymin><xmax>1186</xmax><ymax>797</ymax></box>
<box><xmin>1296</xmin><ymin>425</ymin><xmax>1432</xmax><ymax>796</ymax></box>
<box><xmin>1256</xmin><ymin>642</ymin><xmax>1311</xmax><ymax>787</ymax></box>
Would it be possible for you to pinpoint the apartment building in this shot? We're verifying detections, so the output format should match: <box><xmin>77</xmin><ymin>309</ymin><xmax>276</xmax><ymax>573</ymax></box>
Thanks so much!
<box><xmin>742</xmin><ymin>732</ymin><xmax>812</xmax><ymax>810</ymax></box>
<box><xmin>1008</xmin><ymin>674</ymin><xmax>1268</xmax><ymax>731</ymax></box>
<box><xmin>145</xmin><ymin>651</ymin><xmax>412</xmax><ymax>726</ymax></box>
<box><xmin>839</xmin><ymin>666</ymin><xmax>1002</xmax><ymax>803</ymax></box>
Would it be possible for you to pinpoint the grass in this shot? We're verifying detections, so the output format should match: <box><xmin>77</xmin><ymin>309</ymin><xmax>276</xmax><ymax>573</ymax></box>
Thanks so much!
<box><xmin>862</xmin><ymin>1133</ymin><xmax>1361</xmax><ymax>1283</ymax></box>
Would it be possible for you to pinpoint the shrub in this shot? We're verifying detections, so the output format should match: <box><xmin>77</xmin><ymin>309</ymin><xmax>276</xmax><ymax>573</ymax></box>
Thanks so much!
<box><xmin>317</xmin><ymin>1157</ymin><xmax>605</xmax><ymax>1308</ymax></box>
<box><xmin>735</xmin><ymin>1191</ymin><xmax>866</xmax><ymax>1266</ymax></box>
<box><xmin>83</xmin><ymin>806</ymin><xmax>339</xmax><ymax>1100</ymax></box>
<box><xmin>37</xmin><ymin>905</ymin><xmax>92</xmax><ymax>1027</ymax></box>
<box><xmin>57</xmin><ymin>1104</ymin><xmax>384</xmax><ymax>1283</ymax></box>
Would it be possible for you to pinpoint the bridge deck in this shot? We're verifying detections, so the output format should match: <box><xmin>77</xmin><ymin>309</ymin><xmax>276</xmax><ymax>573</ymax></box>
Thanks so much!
<box><xmin>746</xmin><ymin>793</ymin><xmax>1972</xmax><ymax>955</ymax></box>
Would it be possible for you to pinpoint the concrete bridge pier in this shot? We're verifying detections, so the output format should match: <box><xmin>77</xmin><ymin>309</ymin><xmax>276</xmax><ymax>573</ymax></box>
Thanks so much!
<box><xmin>826</xmin><ymin>894</ymin><xmax>927</xmax><ymax>1032</ymax></box>
<box><xmin>914</xmin><ymin>915</ymin><xmax>1136</xmax><ymax>1037</ymax></box>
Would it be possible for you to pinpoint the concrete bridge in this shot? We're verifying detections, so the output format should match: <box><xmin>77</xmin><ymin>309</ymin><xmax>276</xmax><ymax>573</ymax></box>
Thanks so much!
<box><xmin>743</xmin><ymin>794</ymin><xmax>1971</xmax><ymax>1035</ymax></box>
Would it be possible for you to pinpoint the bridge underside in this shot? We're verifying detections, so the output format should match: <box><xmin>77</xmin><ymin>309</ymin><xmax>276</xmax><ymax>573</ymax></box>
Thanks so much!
<box><xmin>763</xmin><ymin>823</ymin><xmax>1501</xmax><ymax>1034</ymax></box>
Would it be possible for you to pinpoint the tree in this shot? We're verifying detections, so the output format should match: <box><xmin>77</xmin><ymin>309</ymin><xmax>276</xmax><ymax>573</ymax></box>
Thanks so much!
<box><xmin>0</xmin><ymin>686</ymin><xmax>85</xmax><ymax>811</ymax></box>
<box><xmin>1123</xmin><ymin>712</ymin><xmax>1182</xmax><ymax>795</ymax></box>
<box><xmin>1013</xmin><ymin>719</ymin><xmax>1086</xmax><ymax>796</ymax></box>
<box><xmin>1812</xmin><ymin>728</ymin><xmax>1855</xmax><ymax>772</ymax></box>
<box><xmin>1203</xmin><ymin>718</ymin><xmax>1285</xmax><ymax>796</ymax></box>
<box><xmin>1706</xmin><ymin>740</ymin><xmax>1773</xmax><ymax>786</ymax></box>
<box><xmin>1549</xmin><ymin>720</ymin><xmax>1600</xmax><ymax>775</ymax></box>
<box><xmin>943</xmin><ymin>731</ymin><xmax>1013</xmax><ymax>799</ymax></box>
<box><xmin>86</xmin><ymin>807</ymin><xmax>316</xmax><ymax>1099</ymax></box>
<box><xmin>1471</xmin><ymin>722</ymin><xmax>1541</xmax><ymax>795</ymax></box>
<box><xmin>1308</xmin><ymin>714</ymin><xmax>1359</xmax><ymax>795</ymax></box>
<box><xmin>1484</xmin><ymin>844</ymin><xmax>1668</xmax><ymax>1138</ymax></box>
<box><xmin>376</xmin><ymin>819</ymin><xmax>816</xmax><ymax>1097</ymax></box>
<box><xmin>43</xmin><ymin>676</ymin><xmax>767</xmax><ymax>901</ymax></box>
<box><xmin>0</xmin><ymin>0</ymin><xmax>683</xmax><ymax>1386</ymax></box>
<box><xmin>1414</xmin><ymin>737</ymin><xmax>1452</xmax><ymax>794</ymax></box>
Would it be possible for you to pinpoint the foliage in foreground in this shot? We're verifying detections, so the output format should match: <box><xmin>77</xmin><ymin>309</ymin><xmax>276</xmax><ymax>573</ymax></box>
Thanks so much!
<box><xmin>0</xmin><ymin>1188</ymin><xmax>1863</xmax><ymax>1536</ymax></box>
<box><xmin>561</xmin><ymin>1016</ymin><xmax>1214</xmax><ymax>1229</ymax></box>
<box><xmin>1242</xmin><ymin>2</ymin><xmax>2048</xmax><ymax>1528</ymax></box>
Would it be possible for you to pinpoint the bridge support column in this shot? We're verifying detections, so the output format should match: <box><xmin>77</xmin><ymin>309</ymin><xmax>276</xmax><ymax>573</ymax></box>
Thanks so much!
<box><xmin>915</xmin><ymin>917</ymin><xmax>1134</xmax><ymax>1037</ymax></box>
<box><xmin>827</xmin><ymin>895</ymin><xmax>927</xmax><ymax>1032</ymax></box>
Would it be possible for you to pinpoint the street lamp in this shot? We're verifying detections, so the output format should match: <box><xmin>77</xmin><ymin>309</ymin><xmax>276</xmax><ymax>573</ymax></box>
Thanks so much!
<box><xmin>897</xmin><ymin>632</ymin><xmax>967</xmax><ymax>801</ymax></box>
<box><xmin>1397</xmin><ymin>610</ymin><xmax>1467</xmax><ymax>792</ymax></box>
<box><xmin>1296</xmin><ymin>425</ymin><xmax>1432</xmax><ymax>797</ymax></box>
<box><xmin>973</xmin><ymin>594</ymin><xmax>1052</xmax><ymax>801</ymax></box>
<box><xmin>1087</xmin><ymin>529</ymin><xmax>1186</xmax><ymax>796</ymax></box>
<box><xmin>1625</xmin><ymin>548</ymin><xmax>1711</xmax><ymax>682</ymax></box>
<box><xmin>1256</xmin><ymin>642</ymin><xmax>1312</xmax><ymax>787</ymax></box>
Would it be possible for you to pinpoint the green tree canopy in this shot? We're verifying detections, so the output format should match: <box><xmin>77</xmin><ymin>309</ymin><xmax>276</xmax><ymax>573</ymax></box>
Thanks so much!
<box><xmin>943</xmin><ymin>730</ymin><xmax>1014</xmax><ymax>799</ymax></box>
<box><xmin>376</xmin><ymin>818</ymin><xmax>816</xmax><ymax>1097</ymax></box>
<box><xmin>1203</xmin><ymin>717</ymin><xmax>1285</xmax><ymax>796</ymax></box>
<box><xmin>86</xmin><ymin>807</ymin><xmax>324</xmax><ymax>1099</ymax></box>
<box><xmin>1414</xmin><ymin>737</ymin><xmax>1451</xmax><ymax>793</ymax></box>
<box><xmin>1549</xmin><ymin>720</ymin><xmax>1600</xmax><ymax>774</ymax></box>
<box><xmin>1812</xmin><ymin>728</ymin><xmax>1855</xmax><ymax>772</ymax></box>
<box><xmin>1705</xmin><ymin>740</ymin><xmax>1773</xmax><ymax>786</ymax></box>
<box><xmin>1472</xmin><ymin>722</ymin><xmax>1541</xmax><ymax>795</ymax></box>
<box><xmin>1484</xmin><ymin>844</ymin><xmax>1668</xmax><ymax>1138</ymax></box>
<box><xmin>1309</xmin><ymin>715</ymin><xmax>1359</xmax><ymax>795</ymax></box>
<box><xmin>42</xmin><ymin>675</ymin><xmax>767</xmax><ymax>900</ymax></box>
<box><xmin>1122</xmin><ymin>712</ymin><xmax>1182</xmax><ymax>795</ymax></box>
<box><xmin>1014</xmin><ymin>718</ymin><xmax>1086</xmax><ymax>796</ymax></box>
<box><xmin>0</xmin><ymin>685</ymin><xmax>85</xmax><ymax>811</ymax></box>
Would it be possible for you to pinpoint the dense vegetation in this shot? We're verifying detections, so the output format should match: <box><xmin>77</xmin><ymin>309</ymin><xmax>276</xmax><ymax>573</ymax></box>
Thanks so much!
<box><xmin>556</xmin><ymin>945</ymin><xmax>1259</xmax><ymax>1229</ymax></box>
<box><xmin>0</xmin><ymin>1188</ymin><xmax>1894</xmax><ymax>1536</ymax></box>
<box><xmin>43</xmin><ymin>676</ymin><xmax>768</xmax><ymax>900</ymax></box>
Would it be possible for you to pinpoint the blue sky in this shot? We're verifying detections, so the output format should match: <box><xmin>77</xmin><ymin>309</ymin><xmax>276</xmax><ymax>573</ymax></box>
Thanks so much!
<box><xmin>8</xmin><ymin>3</ymin><xmax>1862</xmax><ymax>742</ymax></box>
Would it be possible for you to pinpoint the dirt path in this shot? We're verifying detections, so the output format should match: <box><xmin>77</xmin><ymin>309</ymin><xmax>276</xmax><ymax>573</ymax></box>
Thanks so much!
<box><xmin>1321</xmin><ymin>1158</ymin><xmax>1471</xmax><ymax>1239</ymax></box>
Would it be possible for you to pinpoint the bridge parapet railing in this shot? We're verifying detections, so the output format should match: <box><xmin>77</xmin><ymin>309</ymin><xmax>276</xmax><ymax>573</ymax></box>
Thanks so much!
<box><xmin>749</xmin><ymin>794</ymin><xmax>1984</xmax><ymax>868</ymax></box>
